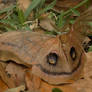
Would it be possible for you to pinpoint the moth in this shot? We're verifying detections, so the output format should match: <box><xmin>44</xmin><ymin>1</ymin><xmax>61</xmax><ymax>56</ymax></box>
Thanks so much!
<box><xmin>0</xmin><ymin>7</ymin><xmax>92</xmax><ymax>86</ymax></box>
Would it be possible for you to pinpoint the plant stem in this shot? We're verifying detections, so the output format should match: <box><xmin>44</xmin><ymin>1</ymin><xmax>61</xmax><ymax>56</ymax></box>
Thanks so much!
<box><xmin>63</xmin><ymin>0</ymin><xmax>88</xmax><ymax>16</ymax></box>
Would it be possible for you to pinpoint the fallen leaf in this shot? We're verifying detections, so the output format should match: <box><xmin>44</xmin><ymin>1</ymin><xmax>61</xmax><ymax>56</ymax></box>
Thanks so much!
<box><xmin>0</xmin><ymin>78</ymin><xmax>8</xmax><ymax>92</ymax></box>
<box><xmin>46</xmin><ymin>0</ymin><xmax>90</xmax><ymax>12</ymax></box>
<box><xmin>17</xmin><ymin>0</ymin><xmax>31</xmax><ymax>12</ymax></box>
<box><xmin>1</xmin><ymin>0</ymin><xmax>16</xmax><ymax>4</ymax></box>
<box><xmin>71</xmin><ymin>52</ymin><xmax>92</xmax><ymax>92</ymax></box>
<box><xmin>0</xmin><ymin>61</ymin><xmax>7</xmax><ymax>69</ymax></box>
<box><xmin>0</xmin><ymin>62</ymin><xmax>15</xmax><ymax>88</ymax></box>
<box><xmin>17</xmin><ymin>0</ymin><xmax>34</xmax><ymax>19</ymax></box>
<box><xmin>39</xmin><ymin>16</ymin><xmax>55</xmax><ymax>32</ymax></box>
<box><xmin>40</xmin><ymin>81</ymin><xmax>78</xmax><ymax>92</ymax></box>
<box><xmin>5</xmin><ymin>62</ymin><xmax>26</xmax><ymax>86</ymax></box>
<box><xmin>25</xmin><ymin>68</ymin><xmax>41</xmax><ymax>92</ymax></box>
<box><xmin>5</xmin><ymin>85</ymin><xmax>25</xmax><ymax>92</ymax></box>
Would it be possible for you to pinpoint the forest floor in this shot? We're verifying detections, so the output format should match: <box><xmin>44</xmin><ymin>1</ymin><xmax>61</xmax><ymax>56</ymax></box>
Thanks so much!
<box><xmin>0</xmin><ymin>0</ymin><xmax>92</xmax><ymax>92</ymax></box>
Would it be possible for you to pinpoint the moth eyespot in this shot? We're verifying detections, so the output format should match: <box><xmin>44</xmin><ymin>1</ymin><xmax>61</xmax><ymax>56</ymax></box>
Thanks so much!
<box><xmin>47</xmin><ymin>53</ymin><xmax>58</xmax><ymax>65</ymax></box>
<box><xmin>70</xmin><ymin>47</ymin><xmax>76</xmax><ymax>61</ymax></box>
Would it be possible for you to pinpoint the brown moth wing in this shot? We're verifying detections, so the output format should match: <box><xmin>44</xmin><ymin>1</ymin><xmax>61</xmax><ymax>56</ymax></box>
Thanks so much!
<box><xmin>60</xmin><ymin>31</ymin><xmax>86</xmax><ymax>79</ymax></box>
<box><xmin>1</xmin><ymin>7</ymin><xmax>91</xmax><ymax>84</ymax></box>
<box><xmin>0</xmin><ymin>31</ymin><xmax>54</xmax><ymax>67</ymax></box>
<box><xmin>0</xmin><ymin>30</ymin><xmax>85</xmax><ymax>85</ymax></box>
<box><xmin>33</xmin><ymin>7</ymin><xmax>92</xmax><ymax>84</ymax></box>
<box><xmin>0</xmin><ymin>30</ymin><xmax>77</xmax><ymax>85</ymax></box>
<box><xmin>32</xmin><ymin>31</ymin><xmax>86</xmax><ymax>84</ymax></box>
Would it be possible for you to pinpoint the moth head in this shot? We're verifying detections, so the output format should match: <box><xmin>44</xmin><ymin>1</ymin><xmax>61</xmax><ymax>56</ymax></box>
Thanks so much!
<box><xmin>32</xmin><ymin>34</ymin><xmax>86</xmax><ymax>85</ymax></box>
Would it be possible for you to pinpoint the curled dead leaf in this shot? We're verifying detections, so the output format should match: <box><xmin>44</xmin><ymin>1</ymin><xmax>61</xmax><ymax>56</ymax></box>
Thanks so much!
<box><xmin>5</xmin><ymin>85</ymin><xmax>25</xmax><ymax>92</ymax></box>
<box><xmin>39</xmin><ymin>16</ymin><xmax>55</xmax><ymax>32</ymax></box>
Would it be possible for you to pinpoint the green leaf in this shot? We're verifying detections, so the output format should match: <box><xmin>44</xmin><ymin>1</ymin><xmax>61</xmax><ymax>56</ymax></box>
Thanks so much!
<box><xmin>52</xmin><ymin>88</ymin><xmax>63</xmax><ymax>92</ymax></box>
<box><xmin>70</xmin><ymin>18</ymin><xmax>76</xmax><ymax>24</ymax></box>
<box><xmin>4</xmin><ymin>26</ymin><xmax>15</xmax><ymax>31</ymax></box>
<box><xmin>71</xmin><ymin>8</ymin><xmax>80</xmax><ymax>16</ymax></box>
<box><xmin>23</xmin><ymin>25</ymin><xmax>32</xmax><ymax>31</ymax></box>
<box><xmin>39</xmin><ymin>0</ymin><xmax>46</xmax><ymax>9</ymax></box>
<box><xmin>37</xmin><ymin>0</ymin><xmax>56</xmax><ymax>18</ymax></box>
<box><xmin>88</xmin><ymin>22</ymin><xmax>92</xmax><ymax>27</ymax></box>
<box><xmin>17</xmin><ymin>8</ymin><xmax>25</xmax><ymax>24</ymax></box>
<box><xmin>88</xmin><ymin>46</ymin><xmax>92</xmax><ymax>52</ymax></box>
<box><xmin>85</xmin><ymin>0</ymin><xmax>91</xmax><ymax>8</ymax></box>
<box><xmin>56</xmin><ymin>11</ymin><xmax>65</xmax><ymax>28</ymax></box>
<box><xmin>56</xmin><ymin>11</ymin><xmax>71</xmax><ymax>28</ymax></box>
<box><xmin>72</xmin><ymin>0</ymin><xmax>88</xmax><ymax>10</ymax></box>
<box><xmin>24</xmin><ymin>0</ymin><xmax>41</xmax><ymax>19</ymax></box>
<box><xmin>63</xmin><ymin>0</ymin><xmax>88</xmax><ymax>16</ymax></box>
<box><xmin>0</xmin><ymin>19</ymin><xmax>17</xmax><ymax>29</ymax></box>
<box><xmin>0</xmin><ymin>5</ymin><xmax>16</xmax><ymax>14</ymax></box>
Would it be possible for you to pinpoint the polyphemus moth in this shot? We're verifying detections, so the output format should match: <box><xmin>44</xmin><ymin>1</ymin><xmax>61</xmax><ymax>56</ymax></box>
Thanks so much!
<box><xmin>0</xmin><ymin>7</ymin><xmax>92</xmax><ymax>85</ymax></box>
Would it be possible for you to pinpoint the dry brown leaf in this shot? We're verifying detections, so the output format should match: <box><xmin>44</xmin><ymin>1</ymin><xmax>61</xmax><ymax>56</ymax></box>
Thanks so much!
<box><xmin>46</xmin><ymin>0</ymin><xmax>91</xmax><ymax>12</ymax></box>
<box><xmin>0</xmin><ymin>0</ymin><xmax>16</xmax><ymax>20</ymax></box>
<box><xmin>82</xmin><ymin>37</ymin><xmax>91</xmax><ymax>50</ymax></box>
<box><xmin>0</xmin><ymin>13</ymin><xmax>6</xmax><ymax>19</ymax></box>
<box><xmin>0</xmin><ymin>62</ymin><xmax>15</xmax><ymax>88</ymax></box>
<box><xmin>83</xmin><ymin>37</ymin><xmax>91</xmax><ymax>45</ymax></box>
<box><xmin>0</xmin><ymin>78</ymin><xmax>8</xmax><ymax>92</ymax></box>
<box><xmin>71</xmin><ymin>52</ymin><xmax>92</xmax><ymax>92</ymax></box>
<box><xmin>40</xmin><ymin>81</ymin><xmax>78</xmax><ymax>92</ymax></box>
<box><xmin>25</xmin><ymin>68</ymin><xmax>41</xmax><ymax>92</ymax></box>
<box><xmin>0</xmin><ymin>0</ymin><xmax>2</xmax><ymax>3</ymax></box>
<box><xmin>17</xmin><ymin>0</ymin><xmax>33</xmax><ymax>19</ymax></box>
<box><xmin>0</xmin><ymin>0</ymin><xmax>16</xmax><ymax>4</ymax></box>
<box><xmin>0</xmin><ymin>3</ymin><xmax>4</xmax><ymax>10</ymax></box>
<box><xmin>39</xmin><ymin>16</ymin><xmax>55</xmax><ymax>31</ymax></box>
<box><xmin>5</xmin><ymin>62</ymin><xmax>26</xmax><ymax>86</ymax></box>
<box><xmin>0</xmin><ymin>61</ymin><xmax>7</xmax><ymax>69</ymax></box>
<box><xmin>5</xmin><ymin>85</ymin><xmax>25</xmax><ymax>92</ymax></box>
<box><xmin>17</xmin><ymin>0</ymin><xmax>31</xmax><ymax>12</ymax></box>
